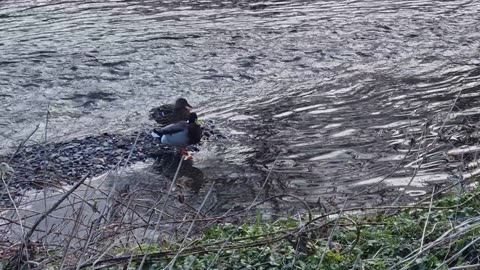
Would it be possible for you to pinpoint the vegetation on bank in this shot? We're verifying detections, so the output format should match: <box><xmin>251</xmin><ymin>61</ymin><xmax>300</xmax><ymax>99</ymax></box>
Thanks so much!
<box><xmin>91</xmin><ymin>185</ymin><xmax>480</xmax><ymax>270</ymax></box>
<box><xmin>3</xmin><ymin>174</ymin><xmax>479</xmax><ymax>269</ymax></box>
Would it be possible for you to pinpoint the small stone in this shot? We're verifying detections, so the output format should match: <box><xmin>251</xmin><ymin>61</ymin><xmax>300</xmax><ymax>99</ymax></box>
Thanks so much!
<box><xmin>58</xmin><ymin>157</ymin><xmax>70</xmax><ymax>163</ymax></box>
<box><xmin>63</xmin><ymin>145</ymin><xmax>75</xmax><ymax>151</ymax></box>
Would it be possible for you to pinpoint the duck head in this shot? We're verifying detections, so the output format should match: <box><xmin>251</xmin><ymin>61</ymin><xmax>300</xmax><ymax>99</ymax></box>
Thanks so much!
<box><xmin>188</xmin><ymin>112</ymin><xmax>201</xmax><ymax>126</ymax></box>
<box><xmin>175</xmin><ymin>98</ymin><xmax>193</xmax><ymax>110</ymax></box>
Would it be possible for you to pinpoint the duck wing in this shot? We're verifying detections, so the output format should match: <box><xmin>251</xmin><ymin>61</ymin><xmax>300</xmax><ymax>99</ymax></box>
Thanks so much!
<box><xmin>149</xmin><ymin>105</ymin><xmax>190</xmax><ymax>126</ymax></box>
<box><xmin>149</xmin><ymin>104</ymin><xmax>174</xmax><ymax>122</ymax></box>
<box><xmin>156</xmin><ymin>122</ymin><xmax>188</xmax><ymax>135</ymax></box>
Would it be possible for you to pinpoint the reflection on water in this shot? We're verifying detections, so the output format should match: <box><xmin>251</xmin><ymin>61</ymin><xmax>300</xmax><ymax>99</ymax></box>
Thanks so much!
<box><xmin>152</xmin><ymin>151</ymin><xmax>206</xmax><ymax>194</ymax></box>
<box><xmin>1</xmin><ymin>0</ymin><xmax>480</xmax><ymax>213</ymax></box>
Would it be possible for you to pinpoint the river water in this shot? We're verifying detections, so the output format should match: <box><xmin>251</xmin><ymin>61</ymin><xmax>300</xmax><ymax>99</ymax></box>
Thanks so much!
<box><xmin>2</xmin><ymin>0</ymin><xmax>480</xmax><ymax>216</ymax></box>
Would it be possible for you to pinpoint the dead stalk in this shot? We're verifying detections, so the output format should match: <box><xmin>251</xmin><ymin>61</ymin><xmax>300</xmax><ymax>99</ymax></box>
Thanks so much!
<box><xmin>137</xmin><ymin>156</ymin><xmax>184</xmax><ymax>270</ymax></box>
<box><xmin>1</xmin><ymin>170</ymin><xmax>29</xmax><ymax>264</ymax></box>
<box><xmin>167</xmin><ymin>181</ymin><xmax>215</xmax><ymax>269</ymax></box>
<box><xmin>419</xmin><ymin>186</ymin><xmax>435</xmax><ymax>252</ymax></box>
<box><xmin>207</xmin><ymin>153</ymin><xmax>281</xmax><ymax>269</ymax></box>
<box><xmin>24</xmin><ymin>173</ymin><xmax>90</xmax><ymax>241</ymax></box>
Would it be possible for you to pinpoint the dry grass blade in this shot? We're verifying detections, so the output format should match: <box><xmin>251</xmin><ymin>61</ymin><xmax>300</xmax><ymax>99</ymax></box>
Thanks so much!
<box><xmin>24</xmin><ymin>173</ymin><xmax>90</xmax><ymax>241</ymax></box>
<box><xmin>206</xmin><ymin>153</ymin><xmax>281</xmax><ymax>269</ymax></box>
<box><xmin>167</xmin><ymin>181</ymin><xmax>215</xmax><ymax>269</ymax></box>
<box><xmin>420</xmin><ymin>186</ymin><xmax>435</xmax><ymax>251</ymax></box>
<box><xmin>137</xmin><ymin>156</ymin><xmax>184</xmax><ymax>270</ymax></box>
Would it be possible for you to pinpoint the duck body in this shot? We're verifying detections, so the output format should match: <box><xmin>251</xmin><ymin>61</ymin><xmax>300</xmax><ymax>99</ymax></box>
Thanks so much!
<box><xmin>155</xmin><ymin>122</ymin><xmax>190</xmax><ymax>147</ymax></box>
<box><xmin>150</xmin><ymin>98</ymin><xmax>192</xmax><ymax>126</ymax></box>
<box><xmin>152</xmin><ymin>113</ymin><xmax>203</xmax><ymax>148</ymax></box>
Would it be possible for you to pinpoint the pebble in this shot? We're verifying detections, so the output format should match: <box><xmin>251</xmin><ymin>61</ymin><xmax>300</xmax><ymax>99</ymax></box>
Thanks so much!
<box><xmin>0</xmin><ymin>130</ymin><xmax>167</xmax><ymax>189</ymax></box>
<box><xmin>0</xmin><ymin>124</ymin><xmax>223</xmax><ymax>193</ymax></box>
<box><xmin>58</xmin><ymin>157</ymin><xmax>70</xmax><ymax>163</ymax></box>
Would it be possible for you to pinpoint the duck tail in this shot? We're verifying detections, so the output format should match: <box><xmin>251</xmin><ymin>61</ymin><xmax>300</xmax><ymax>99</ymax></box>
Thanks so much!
<box><xmin>151</xmin><ymin>129</ymin><xmax>163</xmax><ymax>139</ymax></box>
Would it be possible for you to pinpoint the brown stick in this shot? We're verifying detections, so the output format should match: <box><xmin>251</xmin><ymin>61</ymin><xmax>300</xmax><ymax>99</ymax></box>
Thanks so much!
<box><xmin>7</xmin><ymin>124</ymin><xmax>40</xmax><ymax>163</ymax></box>
<box><xmin>24</xmin><ymin>172</ymin><xmax>90</xmax><ymax>241</ymax></box>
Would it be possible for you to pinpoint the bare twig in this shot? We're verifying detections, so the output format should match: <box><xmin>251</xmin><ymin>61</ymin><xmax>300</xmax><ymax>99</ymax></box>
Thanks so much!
<box><xmin>167</xmin><ymin>181</ymin><xmax>216</xmax><ymax>269</ymax></box>
<box><xmin>450</xmin><ymin>263</ymin><xmax>480</xmax><ymax>270</ymax></box>
<box><xmin>137</xmin><ymin>156</ymin><xmax>184</xmax><ymax>270</ymax></box>
<box><xmin>207</xmin><ymin>153</ymin><xmax>281</xmax><ymax>269</ymax></box>
<box><xmin>1</xmin><ymin>168</ymin><xmax>29</xmax><ymax>264</ymax></box>
<box><xmin>7</xmin><ymin>124</ymin><xmax>40</xmax><ymax>164</ymax></box>
<box><xmin>419</xmin><ymin>186</ymin><xmax>435</xmax><ymax>252</ymax></box>
<box><xmin>24</xmin><ymin>173</ymin><xmax>90</xmax><ymax>241</ymax></box>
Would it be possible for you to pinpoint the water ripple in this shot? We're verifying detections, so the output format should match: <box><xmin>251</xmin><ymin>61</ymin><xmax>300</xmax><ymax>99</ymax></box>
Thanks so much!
<box><xmin>1</xmin><ymin>0</ymin><xmax>480</xmax><ymax>211</ymax></box>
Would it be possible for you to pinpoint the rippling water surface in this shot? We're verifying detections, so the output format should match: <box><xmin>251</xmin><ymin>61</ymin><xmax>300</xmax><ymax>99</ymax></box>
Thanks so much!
<box><xmin>2</xmin><ymin>0</ymin><xmax>480</xmax><ymax>213</ymax></box>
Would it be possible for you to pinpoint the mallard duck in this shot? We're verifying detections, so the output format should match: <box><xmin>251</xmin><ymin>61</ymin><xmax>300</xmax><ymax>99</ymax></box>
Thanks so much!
<box><xmin>151</xmin><ymin>113</ymin><xmax>202</xmax><ymax>157</ymax></box>
<box><xmin>149</xmin><ymin>98</ymin><xmax>192</xmax><ymax>126</ymax></box>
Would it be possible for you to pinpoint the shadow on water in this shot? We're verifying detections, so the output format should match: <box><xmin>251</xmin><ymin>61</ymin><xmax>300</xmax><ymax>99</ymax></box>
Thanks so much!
<box><xmin>151</xmin><ymin>151</ymin><xmax>206</xmax><ymax>194</ymax></box>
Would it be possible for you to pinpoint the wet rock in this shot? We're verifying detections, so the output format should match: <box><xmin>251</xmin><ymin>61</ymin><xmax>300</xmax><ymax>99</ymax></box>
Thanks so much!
<box><xmin>58</xmin><ymin>157</ymin><xmax>70</xmax><ymax>163</ymax></box>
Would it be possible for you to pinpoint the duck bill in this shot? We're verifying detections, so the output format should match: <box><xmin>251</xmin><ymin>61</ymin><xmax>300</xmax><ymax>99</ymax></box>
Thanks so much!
<box><xmin>185</xmin><ymin>101</ymin><xmax>193</xmax><ymax>110</ymax></box>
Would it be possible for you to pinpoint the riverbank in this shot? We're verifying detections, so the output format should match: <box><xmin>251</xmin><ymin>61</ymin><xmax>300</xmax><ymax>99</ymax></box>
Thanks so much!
<box><xmin>164</xmin><ymin>185</ymin><xmax>480</xmax><ymax>270</ymax></box>
<box><xmin>3</xmin><ymin>180</ymin><xmax>479</xmax><ymax>269</ymax></box>
<box><xmin>0</xmin><ymin>122</ymin><xmax>224</xmax><ymax>206</ymax></box>
<box><xmin>1</xmin><ymin>118</ymin><xmax>480</xmax><ymax>269</ymax></box>
<box><xmin>76</xmin><ymin>185</ymin><xmax>480</xmax><ymax>269</ymax></box>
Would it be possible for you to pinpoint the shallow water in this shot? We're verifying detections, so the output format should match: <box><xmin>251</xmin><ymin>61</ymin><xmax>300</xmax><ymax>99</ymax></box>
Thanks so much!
<box><xmin>2</xmin><ymin>0</ymin><xmax>480</xmax><ymax>214</ymax></box>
